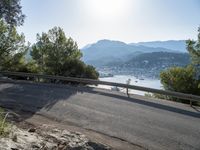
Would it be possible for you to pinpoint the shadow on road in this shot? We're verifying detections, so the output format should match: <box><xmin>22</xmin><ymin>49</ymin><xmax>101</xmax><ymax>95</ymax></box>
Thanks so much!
<box><xmin>86</xmin><ymin>89</ymin><xmax>200</xmax><ymax>119</ymax></box>
<box><xmin>0</xmin><ymin>81</ymin><xmax>82</xmax><ymax>120</ymax></box>
<box><xmin>0</xmin><ymin>81</ymin><xmax>200</xmax><ymax>122</ymax></box>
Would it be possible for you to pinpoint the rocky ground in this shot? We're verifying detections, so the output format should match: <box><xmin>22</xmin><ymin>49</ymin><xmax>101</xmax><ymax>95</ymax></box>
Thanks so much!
<box><xmin>0</xmin><ymin>112</ymin><xmax>111</xmax><ymax>150</ymax></box>
<box><xmin>0</xmin><ymin>125</ymin><xmax>111</xmax><ymax>150</ymax></box>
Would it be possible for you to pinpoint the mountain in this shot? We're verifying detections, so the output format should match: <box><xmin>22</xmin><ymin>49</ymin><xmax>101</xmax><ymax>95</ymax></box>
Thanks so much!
<box><xmin>104</xmin><ymin>52</ymin><xmax>190</xmax><ymax>78</ymax></box>
<box><xmin>81</xmin><ymin>39</ymin><xmax>177</xmax><ymax>66</ymax></box>
<box><xmin>123</xmin><ymin>52</ymin><xmax>190</xmax><ymax>68</ymax></box>
<box><xmin>82</xmin><ymin>44</ymin><xmax>92</xmax><ymax>49</ymax></box>
<box><xmin>130</xmin><ymin>40</ymin><xmax>187</xmax><ymax>52</ymax></box>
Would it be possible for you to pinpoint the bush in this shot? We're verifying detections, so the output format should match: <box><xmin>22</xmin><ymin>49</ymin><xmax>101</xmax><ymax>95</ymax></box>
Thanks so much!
<box><xmin>160</xmin><ymin>66</ymin><xmax>200</xmax><ymax>104</ymax></box>
<box><xmin>61</xmin><ymin>59</ymin><xmax>99</xmax><ymax>79</ymax></box>
<box><xmin>30</xmin><ymin>26</ymin><xmax>99</xmax><ymax>80</ymax></box>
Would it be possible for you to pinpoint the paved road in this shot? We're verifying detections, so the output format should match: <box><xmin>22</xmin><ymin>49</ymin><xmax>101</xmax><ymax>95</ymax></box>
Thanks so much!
<box><xmin>0</xmin><ymin>81</ymin><xmax>200</xmax><ymax>150</ymax></box>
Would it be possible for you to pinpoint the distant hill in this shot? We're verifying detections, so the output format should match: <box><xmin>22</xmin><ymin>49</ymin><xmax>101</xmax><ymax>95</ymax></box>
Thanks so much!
<box><xmin>123</xmin><ymin>52</ymin><xmax>190</xmax><ymax>68</ymax></box>
<box><xmin>81</xmin><ymin>39</ymin><xmax>177</xmax><ymax>66</ymax></box>
<box><xmin>103</xmin><ymin>52</ymin><xmax>190</xmax><ymax>78</ymax></box>
<box><xmin>130</xmin><ymin>40</ymin><xmax>187</xmax><ymax>52</ymax></box>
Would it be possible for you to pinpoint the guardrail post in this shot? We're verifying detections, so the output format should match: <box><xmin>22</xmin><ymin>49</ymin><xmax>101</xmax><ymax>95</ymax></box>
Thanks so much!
<box><xmin>126</xmin><ymin>79</ymin><xmax>131</xmax><ymax>98</ymax></box>
<box><xmin>126</xmin><ymin>87</ymin><xmax>129</xmax><ymax>97</ymax></box>
<box><xmin>190</xmin><ymin>100</ymin><xmax>192</xmax><ymax>107</ymax></box>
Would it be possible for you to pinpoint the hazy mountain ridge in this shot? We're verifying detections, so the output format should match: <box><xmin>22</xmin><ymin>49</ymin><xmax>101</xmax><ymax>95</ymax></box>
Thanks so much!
<box><xmin>81</xmin><ymin>39</ymin><xmax>181</xmax><ymax>66</ymax></box>
<box><xmin>81</xmin><ymin>39</ymin><xmax>189</xmax><ymax>78</ymax></box>
<box><xmin>130</xmin><ymin>40</ymin><xmax>187</xmax><ymax>52</ymax></box>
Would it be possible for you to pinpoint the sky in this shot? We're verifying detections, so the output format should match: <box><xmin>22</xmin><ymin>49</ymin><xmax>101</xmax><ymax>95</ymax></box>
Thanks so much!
<box><xmin>19</xmin><ymin>0</ymin><xmax>200</xmax><ymax>48</ymax></box>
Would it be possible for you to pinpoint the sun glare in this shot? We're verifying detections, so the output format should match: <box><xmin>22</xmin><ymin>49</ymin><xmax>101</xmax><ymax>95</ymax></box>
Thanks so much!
<box><xmin>85</xmin><ymin>0</ymin><xmax>132</xmax><ymax>20</ymax></box>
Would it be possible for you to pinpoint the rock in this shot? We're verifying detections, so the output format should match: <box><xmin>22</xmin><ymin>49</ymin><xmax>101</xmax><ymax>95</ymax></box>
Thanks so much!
<box><xmin>87</xmin><ymin>141</ymin><xmax>111</xmax><ymax>150</ymax></box>
<box><xmin>0</xmin><ymin>125</ymin><xmax>110</xmax><ymax>150</ymax></box>
<box><xmin>11</xmin><ymin>134</ymin><xmax>17</xmax><ymax>142</ymax></box>
<box><xmin>11</xmin><ymin>148</ymin><xmax>19</xmax><ymax>150</ymax></box>
<box><xmin>31</xmin><ymin>144</ymin><xmax>40</xmax><ymax>149</ymax></box>
<box><xmin>28</xmin><ymin>128</ymin><xmax>36</xmax><ymax>133</ymax></box>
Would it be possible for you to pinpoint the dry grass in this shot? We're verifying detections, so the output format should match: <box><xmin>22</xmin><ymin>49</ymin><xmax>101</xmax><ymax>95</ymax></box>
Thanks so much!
<box><xmin>0</xmin><ymin>108</ymin><xmax>10</xmax><ymax>137</ymax></box>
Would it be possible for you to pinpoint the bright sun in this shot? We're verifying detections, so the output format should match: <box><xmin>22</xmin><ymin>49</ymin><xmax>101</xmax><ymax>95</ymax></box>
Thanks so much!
<box><xmin>85</xmin><ymin>0</ymin><xmax>132</xmax><ymax>20</ymax></box>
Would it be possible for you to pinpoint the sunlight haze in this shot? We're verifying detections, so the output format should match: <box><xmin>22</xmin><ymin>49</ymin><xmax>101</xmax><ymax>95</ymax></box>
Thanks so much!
<box><xmin>19</xmin><ymin>0</ymin><xmax>200</xmax><ymax>47</ymax></box>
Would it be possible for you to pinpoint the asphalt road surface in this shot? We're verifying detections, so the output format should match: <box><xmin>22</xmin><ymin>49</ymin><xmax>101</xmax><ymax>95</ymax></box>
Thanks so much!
<box><xmin>0</xmin><ymin>80</ymin><xmax>200</xmax><ymax>150</ymax></box>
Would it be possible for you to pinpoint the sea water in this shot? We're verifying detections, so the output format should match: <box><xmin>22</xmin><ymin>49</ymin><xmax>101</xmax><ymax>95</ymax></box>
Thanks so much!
<box><xmin>98</xmin><ymin>75</ymin><xmax>163</xmax><ymax>95</ymax></box>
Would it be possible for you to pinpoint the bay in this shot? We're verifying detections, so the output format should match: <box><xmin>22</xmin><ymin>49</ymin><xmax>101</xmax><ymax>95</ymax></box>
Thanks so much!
<box><xmin>97</xmin><ymin>75</ymin><xmax>163</xmax><ymax>96</ymax></box>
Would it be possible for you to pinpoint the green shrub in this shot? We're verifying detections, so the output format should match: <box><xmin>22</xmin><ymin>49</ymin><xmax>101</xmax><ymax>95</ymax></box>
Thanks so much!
<box><xmin>160</xmin><ymin>66</ymin><xmax>200</xmax><ymax>95</ymax></box>
<box><xmin>160</xmin><ymin>66</ymin><xmax>200</xmax><ymax>104</ymax></box>
<box><xmin>60</xmin><ymin>59</ymin><xmax>99</xmax><ymax>79</ymax></box>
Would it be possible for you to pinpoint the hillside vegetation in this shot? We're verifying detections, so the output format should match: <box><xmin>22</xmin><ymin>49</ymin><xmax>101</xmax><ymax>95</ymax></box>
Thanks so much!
<box><xmin>0</xmin><ymin>0</ymin><xmax>99</xmax><ymax>80</ymax></box>
<box><xmin>123</xmin><ymin>52</ymin><xmax>189</xmax><ymax>68</ymax></box>
<box><xmin>160</xmin><ymin>28</ymin><xmax>200</xmax><ymax>104</ymax></box>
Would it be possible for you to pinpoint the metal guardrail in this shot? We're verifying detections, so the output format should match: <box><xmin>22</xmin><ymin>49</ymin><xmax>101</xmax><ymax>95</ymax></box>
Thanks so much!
<box><xmin>0</xmin><ymin>71</ymin><xmax>200</xmax><ymax>106</ymax></box>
